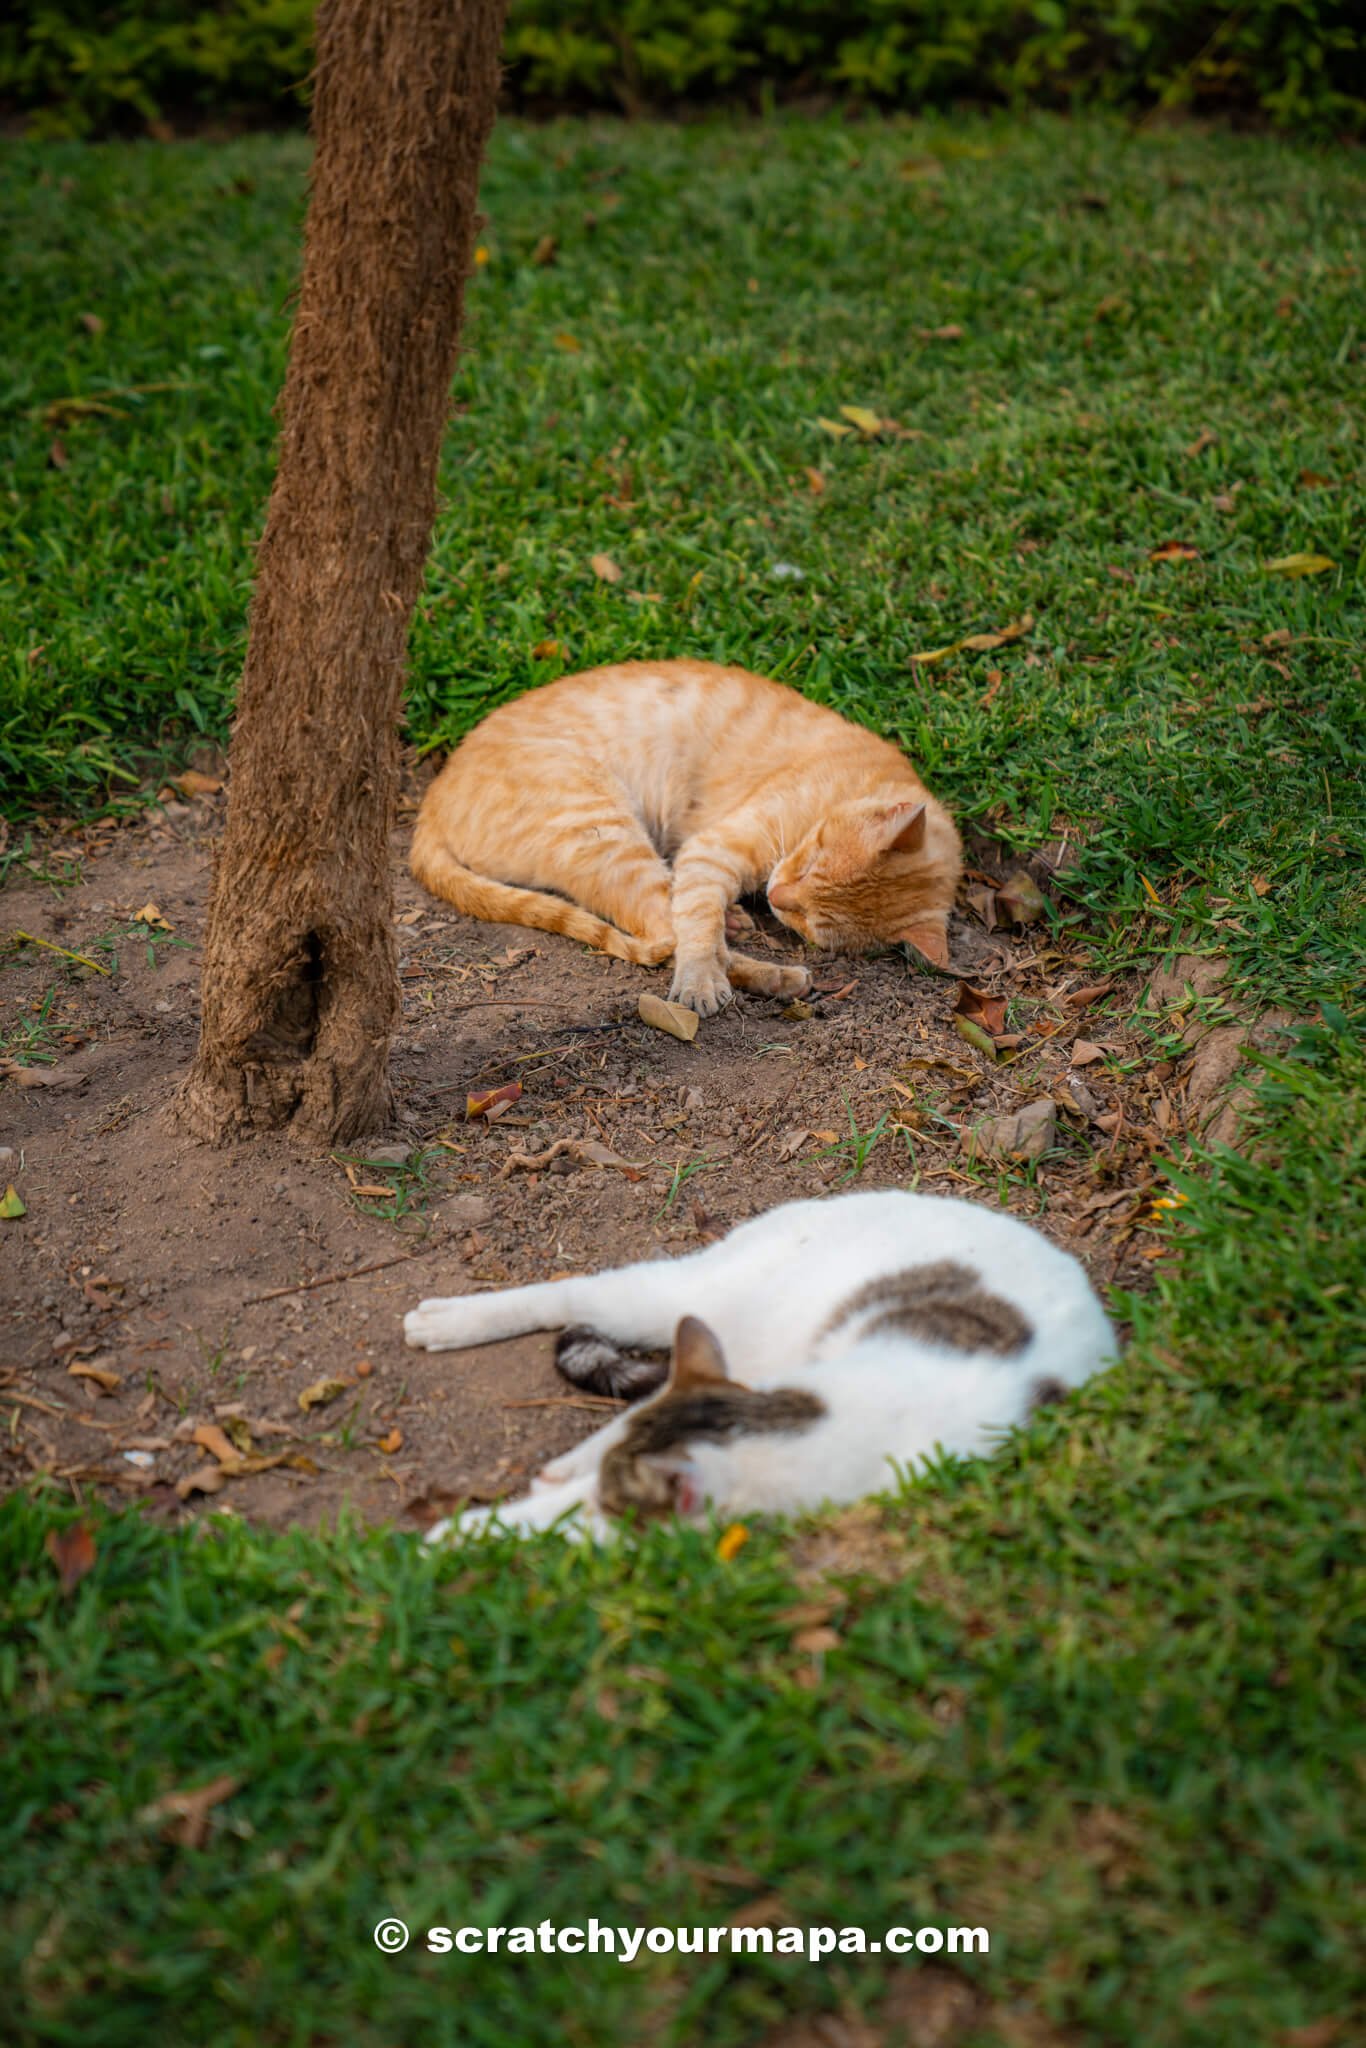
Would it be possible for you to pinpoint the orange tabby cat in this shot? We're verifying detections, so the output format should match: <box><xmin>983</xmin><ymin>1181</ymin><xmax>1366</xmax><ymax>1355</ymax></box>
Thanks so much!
<box><xmin>410</xmin><ymin>659</ymin><xmax>961</xmax><ymax>1015</ymax></box>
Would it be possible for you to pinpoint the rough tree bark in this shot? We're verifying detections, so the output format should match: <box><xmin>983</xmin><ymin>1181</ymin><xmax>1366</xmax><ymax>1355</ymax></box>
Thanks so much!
<box><xmin>177</xmin><ymin>0</ymin><xmax>506</xmax><ymax>1146</ymax></box>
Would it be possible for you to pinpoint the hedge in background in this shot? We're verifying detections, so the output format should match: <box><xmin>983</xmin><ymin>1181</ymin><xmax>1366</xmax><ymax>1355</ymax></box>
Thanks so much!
<box><xmin>4</xmin><ymin>0</ymin><xmax>1364</xmax><ymax>136</ymax></box>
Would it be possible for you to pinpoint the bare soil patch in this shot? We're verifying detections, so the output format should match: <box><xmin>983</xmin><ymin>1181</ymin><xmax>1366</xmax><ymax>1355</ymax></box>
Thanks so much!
<box><xmin>1</xmin><ymin>788</ymin><xmax>1235</xmax><ymax>1532</ymax></box>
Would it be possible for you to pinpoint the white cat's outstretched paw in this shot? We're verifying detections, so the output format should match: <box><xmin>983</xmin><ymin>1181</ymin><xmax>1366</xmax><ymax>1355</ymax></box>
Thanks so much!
<box><xmin>404</xmin><ymin>1298</ymin><xmax>475</xmax><ymax>1351</ymax></box>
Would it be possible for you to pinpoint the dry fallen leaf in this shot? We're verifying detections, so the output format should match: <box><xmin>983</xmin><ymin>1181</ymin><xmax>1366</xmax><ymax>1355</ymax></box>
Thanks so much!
<box><xmin>590</xmin><ymin>553</ymin><xmax>622</xmax><ymax>584</ymax></box>
<box><xmin>791</xmin><ymin>1625</ymin><xmax>842</xmax><ymax>1655</ymax></box>
<box><xmin>1264</xmin><ymin>553</ymin><xmax>1335</xmax><ymax>577</ymax></box>
<box><xmin>169</xmin><ymin>769</ymin><xmax>222</xmax><ymax>799</ymax></box>
<box><xmin>803</xmin><ymin>467</ymin><xmax>826</xmax><ymax>495</ymax></box>
<box><xmin>1071</xmin><ymin>1040</ymin><xmax>1106</xmax><ymax>1067</ymax></box>
<box><xmin>958</xmin><ymin>614</ymin><xmax>1034</xmax><ymax>653</ymax></box>
<box><xmin>1065</xmin><ymin>981</ymin><xmax>1114</xmax><ymax>1010</ymax></box>
<box><xmin>377</xmin><ymin>1428</ymin><xmax>403</xmax><ymax>1455</ymax></box>
<box><xmin>69</xmin><ymin>1359</ymin><xmax>121</xmax><ymax>1394</ymax></box>
<box><xmin>297</xmin><ymin>1377</ymin><xmax>352</xmax><ymax>1413</ymax></box>
<box><xmin>1185</xmin><ymin>429</ymin><xmax>1218</xmax><ymax>458</ymax></box>
<box><xmin>466</xmin><ymin>1081</ymin><xmax>523</xmax><ymax>1119</ymax></box>
<box><xmin>132</xmin><ymin>902</ymin><xmax>171</xmax><ymax>930</ymax></box>
<box><xmin>1149</xmin><ymin>540</ymin><xmax>1200</xmax><ymax>564</ymax></box>
<box><xmin>910</xmin><ymin>614</ymin><xmax>1032</xmax><ymax>665</ymax></box>
<box><xmin>965</xmin><ymin>885</ymin><xmax>997</xmax><ymax>932</ymax></box>
<box><xmin>531</xmin><ymin>638</ymin><xmax>563</xmax><ymax>661</ymax></box>
<box><xmin>138</xmin><ymin>1773</ymin><xmax>241</xmax><ymax>1849</ymax></box>
<box><xmin>531</xmin><ymin>233</ymin><xmax>557</xmax><ymax>266</ymax></box>
<box><xmin>838</xmin><ymin>404</ymin><xmax>883</xmax><ymax>435</ymax></box>
<box><xmin>175</xmin><ymin>1463</ymin><xmax>226</xmax><ymax>1500</ymax></box>
<box><xmin>48</xmin><ymin>436</ymin><xmax>70</xmax><ymax>470</ymax></box>
<box><xmin>996</xmin><ymin>869</ymin><xmax>1048</xmax><ymax>924</ymax></box>
<box><xmin>775</xmin><ymin>1127</ymin><xmax>810</xmax><ymax>1163</ymax></box>
<box><xmin>638</xmin><ymin>993</ymin><xmax>700</xmax><ymax>1042</ymax></box>
<box><xmin>577</xmin><ymin>1139</ymin><xmax>640</xmax><ymax>1173</ymax></box>
<box><xmin>918</xmin><ymin>324</ymin><xmax>964</xmax><ymax>341</ymax></box>
<box><xmin>954</xmin><ymin>982</ymin><xmax>1007</xmax><ymax>1037</ymax></box>
<box><xmin>1</xmin><ymin>1184</ymin><xmax>27</xmax><ymax>1219</ymax></box>
<box><xmin>192</xmin><ymin>1423</ymin><xmax>240</xmax><ymax>1466</ymax></box>
<box><xmin>45</xmin><ymin>1521</ymin><xmax>97</xmax><ymax>1594</ymax></box>
<box><xmin>964</xmin><ymin>1098</ymin><xmax>1057</xmax><ymax>1164</ymax></box>
<box><xmin>552</xmin><ymin>331</ymin><xmax>580</xmax><ymax>351</ymax></box>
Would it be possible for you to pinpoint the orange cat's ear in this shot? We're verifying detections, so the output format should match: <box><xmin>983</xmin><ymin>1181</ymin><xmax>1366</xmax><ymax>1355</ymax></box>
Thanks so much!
<box><xmin>669</xmin><ymin>1316</ymin><xmax>733</xmax><ymax>1393</ymax></box>
<box><xmin>866</xmin><ymin>800</ymin><xmax>927</xmax><ymax>855</ymax></box>
<box><xmin>900</xmin><ymin>920</ymin><xmax>950</xmax><ymax>969</ymax></box>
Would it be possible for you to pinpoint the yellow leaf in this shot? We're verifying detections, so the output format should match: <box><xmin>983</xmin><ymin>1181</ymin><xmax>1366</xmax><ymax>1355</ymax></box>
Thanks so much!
<box><xmin>1263</xmin><ymin>553</ymin><xmax>1335</xmax><ymax>577</ymax></box>
<box><xmin>473</xmin><ymin>245</ymin><xmax>490</xmax><ymax>266</ymax></box>
<box><xmin>466</xmin><ymin>1081</ymin><xmax>523</xmax><ymax>1119</ymax></box>
<box><xmin>0</xmin><ymin>1184</ymin><xmax>26</xmax><ymax>1220</ymax></box>
<box><xmin>298</xmin><ymin>1377</ymin><xmax>352</xmax><ymax>1413</ymax></box>
<box><xmin>169</xmin><ymin>769</ymin><xmax>222</xmax><ymax>798</ymax></box>
<box><xmin>716</xmin><ymin>1523</ymin><xmax>749</xmax><ymax>1563</ymax></box>
<box><xmin>1139</xmin><ymin>874</ymin><xmax>1163</xmax><ymax>905</ymax></box>
<box><xmin>531</xmin><ymin>638</ymin><xmax>563</xmax><ymax>660</ymax></box>
<box><xmin>838</xmin><ymin>404</ymin><xmax>883</xmax><ymax>435</ymax></box>
<box><xmin>377</xmin><ymin>1428</ymin><xmax>403</xmax><ymax>1455</ymax></box>
<box><xmin>552</xmin><ymin>331</ymin><xmax>581</xmax><ymax>352</ymax></box>
<box><xmin>814</xmin><ymin>417</ymin><xmax>852</xmax><ymax>439</ymax></box>
<box><xmin>68</xmin><ymin>1359</ymin><xmax>119</xmax><ymax>1392</ymax></box>
<box><xmin>132</xmin><ymin>902</ymin><xmax>171</xmax><ymax>930</ymax></box>
<box><xmin>911</xmin><ymin>613</ymin><xmax>1033</xmax><ymax>664</ymax></box>
<box><xmin>590</xmin><ymin>553</ymin><xmax>622</xmax><ymax>583</ymax></box>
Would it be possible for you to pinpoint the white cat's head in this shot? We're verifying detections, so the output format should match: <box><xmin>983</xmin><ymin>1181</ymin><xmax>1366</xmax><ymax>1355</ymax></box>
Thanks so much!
<box><xmin>765</xmin><ymin>792</ymin><xmax>961</xmax><ymax>967</ymax></box>
<box><xmin>597</xmin><ymin>1316</ymin><xmax>824</xmax><ymax>1524</ymax></box>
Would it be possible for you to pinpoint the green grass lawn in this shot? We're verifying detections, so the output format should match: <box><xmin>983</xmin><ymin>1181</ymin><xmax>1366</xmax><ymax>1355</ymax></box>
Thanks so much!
<box><xmin>3</xmin><ymin>1029</ymin><xmax>1363</xmax><ymax>2046</ymax></box>
<box><xmin>1</xmin><ymin>114</ymin><xmax>1364</xmax><ymax>2046</ymax></box>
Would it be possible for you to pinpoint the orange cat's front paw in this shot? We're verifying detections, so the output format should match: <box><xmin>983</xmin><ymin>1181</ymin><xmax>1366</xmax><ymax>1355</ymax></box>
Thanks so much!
<box><xmin>669</xmin><ymin>960</ymin><xmax>734</xmax><ymax>1016</ymax></box>
<box><xmin>724</xmin><ymin>905</ymin><xmax>756</xmax><ymax>940</ymax></box>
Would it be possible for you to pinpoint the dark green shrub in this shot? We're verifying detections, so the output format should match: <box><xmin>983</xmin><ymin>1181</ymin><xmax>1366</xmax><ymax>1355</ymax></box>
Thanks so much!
<box><xmin>2</xmin><ymin>1</ymin><xmax>1363</xmax><ymax>135</ymax></box>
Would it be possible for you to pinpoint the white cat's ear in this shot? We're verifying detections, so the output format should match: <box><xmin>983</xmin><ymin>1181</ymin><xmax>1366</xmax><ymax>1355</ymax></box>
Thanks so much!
<box><xmin>669</xmin><ymin>1315</ymin><xmax>732</xmax><ymax>1393</ymax></box>
<box><xmin>899</xmin><ymin>918</ymin><xmax>949</xmax><ymax>969</ymax></box>
<box><xmin>865</xmin><ymin>799</ymin><xmax>927</xmax><ymax>855</ymax></box>
<box><xmin>634</xmin><ymin>1455</ymin><xmax>705</xmax><ymax>1518</ymax></box>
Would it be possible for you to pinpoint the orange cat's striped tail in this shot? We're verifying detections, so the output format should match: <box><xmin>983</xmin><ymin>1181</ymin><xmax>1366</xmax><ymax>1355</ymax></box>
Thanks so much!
<box><xmin>409</xmin><ymin>816</ymin><xmax>670</xmax><ymax>967</ymax></box>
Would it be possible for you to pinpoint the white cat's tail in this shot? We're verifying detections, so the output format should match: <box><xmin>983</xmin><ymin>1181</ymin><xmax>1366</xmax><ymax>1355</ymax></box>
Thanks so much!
<box><xmin>409</xmin><ymin>816</ymin><xmax>671</xmax><ymax>966</ymax></box>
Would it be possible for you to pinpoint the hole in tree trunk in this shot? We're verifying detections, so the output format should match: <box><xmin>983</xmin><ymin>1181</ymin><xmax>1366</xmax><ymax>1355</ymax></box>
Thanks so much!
<box><xmin>246</xmin><ymin>932</ymin><xmax>324</xmax><ymax>1064</ymax></box>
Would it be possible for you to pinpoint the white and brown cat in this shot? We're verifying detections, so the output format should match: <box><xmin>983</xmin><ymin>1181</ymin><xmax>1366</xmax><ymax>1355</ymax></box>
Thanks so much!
<box><xmin>405</xmin><ymin>1190</ymin><xmax>1114</xmax><ymax>1541</ymax></box>
<box><xmin>411</xmin><ymin>659</ymin><xmax>961</xmax><ymax>1015</ymax></box>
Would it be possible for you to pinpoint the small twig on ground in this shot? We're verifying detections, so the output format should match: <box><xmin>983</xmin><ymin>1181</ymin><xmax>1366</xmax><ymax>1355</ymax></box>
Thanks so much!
<box><xmin>243</xmin><ymin>1233</ymin><xmax>456</xmax><ymax>1306</ymax></box>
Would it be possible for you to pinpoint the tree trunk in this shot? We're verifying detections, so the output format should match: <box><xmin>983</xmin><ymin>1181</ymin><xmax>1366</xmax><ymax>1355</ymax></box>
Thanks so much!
<box><xmin>177</xmin><ymin>0</ymin><xmax>506</xmax><ymax>1146</ymax></box>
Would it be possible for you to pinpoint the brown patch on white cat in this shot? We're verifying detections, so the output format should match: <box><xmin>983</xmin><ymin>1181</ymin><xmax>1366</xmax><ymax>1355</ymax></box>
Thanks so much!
<box><xmin>820</xmin><ymin>1260</ymin><xmax>1034</xmax><ymax>1356</ymax></box>
<box><xmin>410</xmin><ymin>659</ymin><xmax>961</xmax><ymax>1014</ymax></box>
